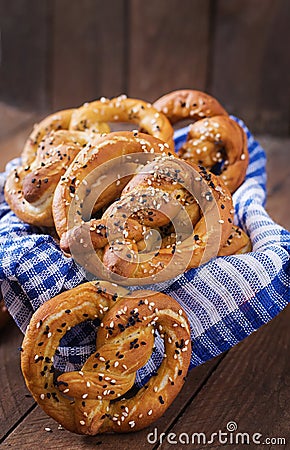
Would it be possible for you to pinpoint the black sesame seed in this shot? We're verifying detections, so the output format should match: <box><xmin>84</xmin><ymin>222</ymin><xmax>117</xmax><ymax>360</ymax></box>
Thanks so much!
<box><xmin>159</xmin><ymin>395</ymin><xmax>165</xmax><ymax>405</ymax></box>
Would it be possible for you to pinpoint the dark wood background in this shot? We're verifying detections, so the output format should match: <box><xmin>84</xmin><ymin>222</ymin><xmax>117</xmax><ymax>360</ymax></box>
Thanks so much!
<box><xmin>0</xmin><ymin>0</ymin><xmax>289</xmax><ymax>136</ymax></box>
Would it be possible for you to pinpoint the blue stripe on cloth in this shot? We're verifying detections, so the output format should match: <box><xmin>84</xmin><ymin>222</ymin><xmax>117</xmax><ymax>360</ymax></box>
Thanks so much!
<box><xmin>0</xmin><ymin>116</ymin><xmax>289</xmax><ymax>388</ymax></box>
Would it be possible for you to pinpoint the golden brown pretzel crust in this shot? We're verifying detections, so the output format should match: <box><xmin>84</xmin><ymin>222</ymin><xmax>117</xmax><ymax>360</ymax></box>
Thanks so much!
<box><xmin>62</xmin><ymin>155</ymin><xmax>234</xmax><ymax>281</ymax></box>
<box><xmin>22</xmin><ymin>96</ymin><xmax>173</xmax><ymax>166</ymax></box>
<box><xmin>101</xmin><ymin>158</ymin><xmax>234</xmax><ymax>279</ymax></box>
<box><xmin>7</xmin><ymin>96</ymin><xmax>173</xmax><ymax>227</ymax></box>
<box><xmin>154</xmin><ymin>90</ymin><xmax>248</xmax><ymax>193</ymax></box>
<box><xmin>4</xmin><ymin>130</ymin><xmax>89</xmax><ymax>227</ymax></box>
<box><xmin>70</xmin><ymin>96</ymin><xmax>174</xmax><ymax>149</ymax></box>
<box><xmin>21</xmin><ymin>282</ymin><xmax>191</xmax><ymax>435</ymax></box>
<box><xmin>21</xmin><ymin>109</ymin><xmax>109</xmax><ymax>166</ymax></box>
<box><xmin>218</xmin><ymin>226</ymin><xmax>252</xmax><ymax>256</ymax></box>
<box><xmin>153</xmin><ymin>89</ymin><xmax>228</xmax><ymax>124</ymax></box>
<box><xmin>179</xmin><ymin>115</ymin><xmax>248</xmax><ymax>193</ymax></box>
<box><xmin>53</xmin><ymin>131</ymin><xmax>171</xmax><ymax>239</ymax></box>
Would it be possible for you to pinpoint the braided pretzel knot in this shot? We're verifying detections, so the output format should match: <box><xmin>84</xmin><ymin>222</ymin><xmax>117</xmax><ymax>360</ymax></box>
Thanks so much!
<box><xmin>53</xmin><ymin>131</ymin><xmax>172</xmax><ymax>240</ymax></box>
<box><xmin>22</xmin><ymin>95</ymin><xmax>174</xmax><ymax>166</ymax></box>
<box><xmin>5</xmin><ymin>130</ymin><xmax>90</xmax><ymax>227</ymax></box>
<box><xmin>21</xmin><ymin>282</ymin><xmax>191</xmax><ymax>435</ymax></box>
<box><xmin>62</xmin><ymin>154</ymin><xmax>234</xmax><ymax>283</ymax></box>
<box><xmin>6</xmin><ymin>96</ymin><xmax>173</xmax><ymax>227</ymax></box>
<box><xmin>154</xmin><ymin>90</ymin><xmax>248</xmax><ymax>193</ymax></box>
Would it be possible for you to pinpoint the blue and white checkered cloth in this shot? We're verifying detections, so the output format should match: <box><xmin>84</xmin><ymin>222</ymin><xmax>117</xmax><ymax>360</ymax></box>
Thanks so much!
<box><xmin>0</xmin><ymin>117</ymin><xmax>289</xmax><ymax>386</ymax></box>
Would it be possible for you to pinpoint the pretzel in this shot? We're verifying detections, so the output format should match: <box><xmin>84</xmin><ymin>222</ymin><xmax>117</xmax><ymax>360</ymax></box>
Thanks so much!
<box><xmin>218</xmin><ymin>226</ymin><xmax>252</xmax><ymax>256</ymax></box>
<box><xmin>21</xmin><ymin>109</ymin><xmax>109</xmax><ymax>167</ymax></box>
<box><xmin>5</xmin><ymin>130</ymin><xmax>90</xmax><ymax>227</ymax></box>
<box><xmin>21</xmin><ymin>282</ymin><xmax>191</xmax><ymax>435</ymax></box>
<box><xmin>53</xmin><ymin>131</ymin><xmax>171</xmax><ymax>240</ymax></box>
<box><xmin>154</xmin><ymin>90</ymin><xmax>248</xmax><ymax>192</ymax></box>
<box><xmin>62</xmin><ymin>155</ymin><xmax>234</xmax><ymax>284</ymax></box>
<box><xmin>22</xmin><ymin>95</ymin><xmax>174</xmax><ymax>166</ymax></box>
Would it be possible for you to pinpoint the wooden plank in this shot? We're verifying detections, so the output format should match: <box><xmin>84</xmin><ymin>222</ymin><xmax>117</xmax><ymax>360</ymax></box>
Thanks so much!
<box><xmin>258</xmin><ymin>136</ymin><xmax>290</xmax><ymax>230</ymax></box>
<box><xmin>160</xmin><ymin>304</ymin><xmax>290</xmax><ymax>450</ymax></box>
<box><xmin>210</xmin><ymin>0</ymin><xmax>290</xmax><ymax>136</ymax></box>
<box><xmin>0</xmin><ymin>322</ymin><xmax>35</xmax><ymax>440</ymax></box>
<box><xmin>0</xmin><ymin>355</ymin><xmax>224</xmax><ymax>448</ymax></box>
<box><xmin>0</xmin><ymin>115</ymin><xmax>40</xmax><ymax>171</ymax></box>
<box><xmin>51</xmin><ymin>0</ymin><xmax>126</xmax><ymax>110</ymax></box>
<box><xmin>0</xmin><ymin>103</ymin><xmax>35</xmax><ymax>142</ymax></box>
<box><xmin>267</xmin><ymin>173</ymin><xmax>290</xmax><ymax>230</ymax></box>
<box><xmin>128</xmin><ymin>0</ymin><xmax>210</xmax><ymax>102</ymax></box>
<box><xmin>0</xmin><ymin>0</ymin><xmax>49</xmax><ymax>111</ymax></box>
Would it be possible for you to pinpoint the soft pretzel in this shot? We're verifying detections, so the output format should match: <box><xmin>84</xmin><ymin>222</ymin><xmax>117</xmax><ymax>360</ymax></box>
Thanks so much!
<box><xmin>178</xmin><ymin>116</ymin><xmax>248</xmax><ymax>193</ymax></box>
<box><xmin>53</xmin><ymin>131</ymin><xmax>171</xmax><ymax>240</ymax></box>
<box><xmin>5</xmin><ymin>130</ymin><xmax>90</xmax><ymax>227</ymax></box>
<box><xmin>21</xmin><ymin>109</ymin><xmax>109</xmax><ymax>166</ymax></box>
<box><xmin>154</xmin><ymin>90</ymin><xmax>248</xmax><ymax>192</ymax></box>
<box><xmin>70</xmin><ymin>95</ymin><xmax>174</xmax><ymax>150</ymax></box>
<box><xmin>62</xmin><ymin>155</ymin><xmax>234</xmax><ymax>284</ymax></box>
<box><xmin>153</xmin><ymin>89</ymin><xmax>227</xmax><ymax>123</ymax></box>
<box><xmin>218</xmin><ymin>226</ymin><xmax>252</xmax><ymax>256</ymax></box>
<box><xmin>21</xmin><ymin>282</ymin><xmax>191</xmax><ymax>435</ymax></box>
<box><xmin>22</xmin><ymin>95</ymin><xmax>173</xmax><ymax>166</ymax></box>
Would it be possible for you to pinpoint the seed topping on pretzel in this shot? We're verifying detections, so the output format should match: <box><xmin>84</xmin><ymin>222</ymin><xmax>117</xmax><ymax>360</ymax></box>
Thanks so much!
<box><xmin>154</xmin><ymin>90</ymin><xmax>248</xmax><ymax>192</ymax></box>
<box><xmin>21</xmin><ymin>282</ymin><xmax>191</xmax><ymax>435</ymax></box>
<box><xmin>62</xmin><ymin>154</ymin><xmax>234</xmax><ymax>284</ymax></box>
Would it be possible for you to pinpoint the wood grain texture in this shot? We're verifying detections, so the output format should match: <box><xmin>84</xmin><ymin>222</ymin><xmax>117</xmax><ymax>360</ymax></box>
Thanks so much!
<box><xmin>0</xmin><ymin>113</ymin><xmax>40</xmax><ymax>171</ymax></box>
<box><xmin>0</xmin><ymin>0</ymin><xmax>49</xmax><ymax>110</ymax></box>
<box><xmin>0</xmin><ymin>356</ymin><xmax>223</xmax><ymax>449</ymax></box>
<box><xmin>0</xmin><ymin>322</ymin><xmax>35</xmax><ymax>440</ymax></box>
<box><xmin>128</xmin><ymin>0</ymin><xmax>210</xmax><ymax>102</ymax></box>
<box><xmin>210</xmin><ymin>0</ymin><xmax>290</xmax><ymax>136</ymax></box>
<box><xmin>160</xmin><ymin>304</ymin><xmax>290</xmax><ymax>450</ymax></box>
<box><xmin>258</xmin><ymin>136</ymin><xmax>290</xmax><ymax>230</ymax></box>
<box><xmin>51</xmin><ymin>0</ymin><xmax>126</xmax><ymax>110</ymax></box>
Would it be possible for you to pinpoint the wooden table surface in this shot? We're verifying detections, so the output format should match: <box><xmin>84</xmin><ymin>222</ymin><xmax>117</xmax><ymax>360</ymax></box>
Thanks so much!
<box><xmin>0</xmin><ymin>111</ymin><xmax>289</xmax><ymax>449</ymax></box>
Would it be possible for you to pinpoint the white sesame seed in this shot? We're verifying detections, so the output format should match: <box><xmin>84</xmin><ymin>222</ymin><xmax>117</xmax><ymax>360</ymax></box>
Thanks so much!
<box><xmin>79</xmin><ymin>420</ymin><xmax>86</xmax><ymax>426</ymax></box>
<box><xmin>82</xmin><ymin>393</ymin><xmax>88</xmax><ymax>399</ymax></box>
<box><xmin>147</xmin><ymin>409</ymin><xmax>153</xmax><ymax>416</ymax></box>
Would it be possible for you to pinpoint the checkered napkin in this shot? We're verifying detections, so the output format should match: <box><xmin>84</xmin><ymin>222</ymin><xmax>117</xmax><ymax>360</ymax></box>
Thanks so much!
<box><xmin>0</xmin><ymin>117</ymin><xmax>289</xmax><ymax>387</ymax></box>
